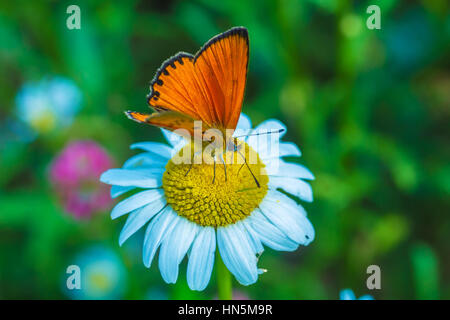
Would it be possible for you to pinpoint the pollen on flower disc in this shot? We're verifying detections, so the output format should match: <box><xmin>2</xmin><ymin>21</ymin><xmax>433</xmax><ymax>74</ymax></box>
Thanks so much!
<box><xmin>162</xmin><ymin>140</ymin><xmax>268</xmax><ymax>227</ymax></box>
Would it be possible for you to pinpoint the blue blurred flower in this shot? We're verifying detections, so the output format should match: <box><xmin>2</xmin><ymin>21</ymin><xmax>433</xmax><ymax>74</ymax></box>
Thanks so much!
<box><xmin>340</xmin><ymin>288</ymin><xmax>374</xmax><ymax>300</ymax></box>
<box><xmin>15</xmin><ymin>76</ymin><xmax>82</xmax><ymax>134</ymax></box>
<box><xmin>66</xmin><ymin>245</ymin><xmax>127</xmax><ymax>300</ymax></box>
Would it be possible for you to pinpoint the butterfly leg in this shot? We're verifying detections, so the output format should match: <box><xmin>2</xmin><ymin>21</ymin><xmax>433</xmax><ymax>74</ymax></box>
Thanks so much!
<box><xmin>219</xmin><ymin>154</ymin><xmax>227</xmax><ymax>182</ymax></box>
<box><xmin>185</xmin><ymin>148</ymin><xmax>203</xmax><ymax>177</ymax></box>
<box><xmin>237</xmin><ymin>151</ymin><xmax>260</xmax><ymax>188</ymax></box>
<box><xmin>184</xmin><ymin>162</ymin><xmax>193</xmax><ymax>177</ymax></box>
<box><xmin>237</xmin><ymin>163</ymin><xmax>245</xmax><ymax>175</ymax></box>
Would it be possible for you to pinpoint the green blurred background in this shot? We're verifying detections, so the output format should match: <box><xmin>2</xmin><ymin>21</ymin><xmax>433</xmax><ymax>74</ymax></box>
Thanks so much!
<box><xmin>0</xmin><ymin>0</ymin><xmax>448</xmax><ymax>299</ymax></box>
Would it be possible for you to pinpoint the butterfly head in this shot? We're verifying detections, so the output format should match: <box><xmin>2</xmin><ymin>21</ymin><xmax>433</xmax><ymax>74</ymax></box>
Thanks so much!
<box><xmin>226</xmin><ymin>137</ymin><xmax>241</xmax><ymax>153</ymax></box>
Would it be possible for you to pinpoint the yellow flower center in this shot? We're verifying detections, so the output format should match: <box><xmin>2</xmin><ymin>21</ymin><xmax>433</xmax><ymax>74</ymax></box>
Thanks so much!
<box><xmin>31</xmin><ymin>110</ymin><xmax>56</xmax><ymax>133</ymax></box>
<box><xmin>162</xmin><ymin>140</ymin><xmax>268</xmax><ymax>227</ymax></box>
<box><xmin>89</xmin><ymin>271</ymin><xmax>112</xmax><ymax>291</ymax></box>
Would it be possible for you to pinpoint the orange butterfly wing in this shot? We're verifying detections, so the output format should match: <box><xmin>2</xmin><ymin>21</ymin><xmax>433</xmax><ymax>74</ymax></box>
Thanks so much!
<box><xmin>125</xmin><ymin>110</ymin><xmax>199</xmax><ymax>139</ymax></box>
<box><xmin>194</xmin><ymin>27</ymin><xmax>249</xmax><ymax>130</ymax></box>
<box><xmin>127</xmin><ymin>27</ymin><xmax>249</xmax><ymax>134</ymax></box>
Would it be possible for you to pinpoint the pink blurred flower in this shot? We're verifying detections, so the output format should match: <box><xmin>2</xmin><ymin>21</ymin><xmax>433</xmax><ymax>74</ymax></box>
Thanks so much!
<box><xmin>232</xmin><ymin>290</ymin><xmax>250</xmax><ymax>300</ymax></box>
<box><xmin>213</xmin><ymin>290</ymin><xmax>250</xmax><ymax>300</ymax></box>
<box><xmin>50</xmin><ymin>140</ymin><xmax>114</xmax><ymax>219</ymax></box>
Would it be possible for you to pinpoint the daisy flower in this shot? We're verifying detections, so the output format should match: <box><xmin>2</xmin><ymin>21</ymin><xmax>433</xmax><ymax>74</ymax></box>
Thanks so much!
<box><xmin>100</xmin><ymin>113</ymin><xmax>315</xmax><ymax>291</ymax></box>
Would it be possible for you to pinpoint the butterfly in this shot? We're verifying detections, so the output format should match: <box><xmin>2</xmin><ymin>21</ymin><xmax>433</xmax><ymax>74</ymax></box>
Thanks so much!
<box><xmin>126</xmin><ymin>27</ymin><xmax>272</xmax><ymax>187</ymax></box>
<box><xmin>126</xmin><ymin>26</ymin><xmax>249</xmax><ymax>149</ymax></box>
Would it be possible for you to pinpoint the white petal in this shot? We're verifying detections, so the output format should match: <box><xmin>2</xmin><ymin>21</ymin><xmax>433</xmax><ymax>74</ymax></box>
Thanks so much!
<box><xmin>110</xmin><ymin>189</ymin><xmax>164</xmax><ymax>219</ymax></box>
<box><xmin>123</xmin><ymin>152</ymin><xmax>167</xmax><ymax>169</ymax></box>
<box><xmin>118</xmin><ymin>197</ymin><xmax>167</xmax><ymax>246</ymax></box>
<box><xmin>100</xmin><ymin>168</ymin><xmax>163</xmax><ymax>188</ymax></box>
<box><xmin>241</xmin><ymin>220</ymin><xmax>264</xmax><ymax>254</ymax></box>
<box><xmin>246</xmin><ymin>121</ymin><xmax>286</xmax><ymax>157</ymax></box>
<box><xmin>261</xmin><ymin>142</ymin><xmax>301</xmax><ymax>159</ymax></box>
<box><xmin>269</xmin><ymin>177</ymin><xmax>313</xmax><ymax>202</ymax></box>
<box><xmin>187</xmin><ymin>227</ymin><xmax>216</xmax><ymax>291</ymax></box>
<box><xmin>130</xmin><ymin>142</ymin><xmax>172</xmax><ymax>159</ymax></box>
<box><xmin>159</xmin><ymin>217</ymin><xmax>199</xmax><ymax>284</ymax></box>
<box><xmin>127</xmin><ymin>167</ymin><xmax>165</xmax><ymax>174</ymax></box>
<box><xmin>266</xmin><ymin>161</ymin><xmax>314</xmax><ymax>180</ymax></box>
<box><xmin>142</xmin><ymin>207</ymin><xmax>178</xmax><ymax>268</ymax></box>
<box><xmin>217</xmin><ymin>223</ymin><xmax>258</xmax><ymax>285</ymax></box>
<box><xmin>254</xmin><ymin>119</ymin><xmax>286</xmax><ymax>137</ymax></box>
<box><xmin>259</xmin><ymin>190</ymin><xmax>315</xmax><ymax>245</ymax></box>
<box><xmin>161</xmin><ymin>128</ymin><xmax>186</xmax><ymax>150</ymax></box>
<box><xmin>247</xmin><ymin>209</ymin><xmax>299</xmax><ymax>251</ymax></box>
<box><xmin>110</xmin><ymin>185</ymin><xmax>135</xmax><ymax>198</ymax></box>
<box><xmin>247</xmin><ymin>135</ymin><xmax>269</xmax><ymax>155</ymax></box>
<box><xmin>236</xmin><ymin>113</ymin><xmax>252</xmax><ymax>131</ymax></box>
<box><xmin>233</xmin><ymin>113</ymin><xmax>252</xmax><ymax>141</ymax></box>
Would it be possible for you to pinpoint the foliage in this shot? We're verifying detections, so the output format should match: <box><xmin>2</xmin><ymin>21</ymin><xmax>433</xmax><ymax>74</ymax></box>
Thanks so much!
<box><xmin>0</xmin><ymin>0</ymin><xmax>448</xmax><ymax>299</ymax></box>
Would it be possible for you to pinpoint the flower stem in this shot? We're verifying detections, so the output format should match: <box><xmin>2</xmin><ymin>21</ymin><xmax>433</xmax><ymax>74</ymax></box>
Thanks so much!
<box><xmin>216</xmin><ymin>253</ymin><xmax>232</xmax><ymax>300</ymax></box>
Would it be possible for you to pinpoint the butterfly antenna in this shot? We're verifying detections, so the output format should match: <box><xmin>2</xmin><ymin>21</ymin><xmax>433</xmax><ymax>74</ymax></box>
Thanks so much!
<box><xmin>237</xmin><ymin>151</ymin><xmax>260</xmax><ymax>188</ymax></box>
<box><xmin>233</xmin><ymin>128</ymin><xmax>285</xmax><ymax>139</ymax></box>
